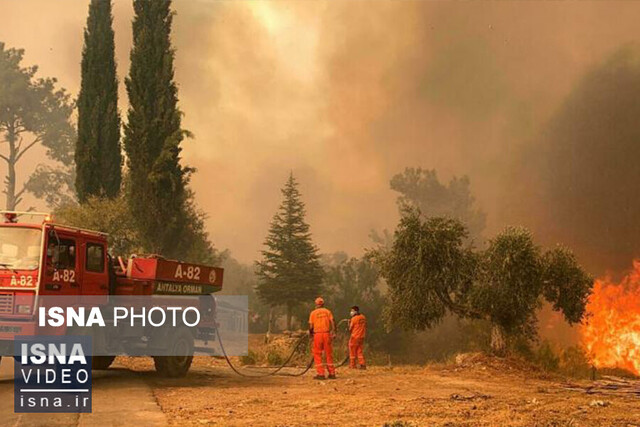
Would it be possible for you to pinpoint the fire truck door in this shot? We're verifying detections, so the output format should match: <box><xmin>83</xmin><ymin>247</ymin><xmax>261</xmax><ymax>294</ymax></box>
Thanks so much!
<box><xmin>44</xmin><ymin>233</ymin><xmax>80</xmax><ymax>298</ymax></box>
<box><xmin>81</xmin><ymin>240</ymin><xmax>108</xmax><ymax>299</ymax></box>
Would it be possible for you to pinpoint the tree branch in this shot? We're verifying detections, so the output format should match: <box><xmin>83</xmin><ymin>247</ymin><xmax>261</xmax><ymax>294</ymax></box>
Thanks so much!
<box><xmin>13</xmin><ymin>122</ymin><xmax>26</xmax><ymax>135</ymax></box>
<box><xmin>436</xmin><ymin>287</ymin><xmax>482</xmax><ymax>319</ymax></box>
<box><xmin>0</xmin><ymin>154</ymin><xmax>9</xmax><ymax>164</ymax></box>
<box><xmin>15</xmin><ymin>137</ymin><xmax>41</xmax><ymax>162</ymax></box>
<box><xmin>14</xmin><ymin>186</ymin><xmax>26</xmax><ymax>201</ymax></box>
<box><xmin>15</xmin><ymin>135</ymin><xmax>24</xmax><ymax>153</ymax></box>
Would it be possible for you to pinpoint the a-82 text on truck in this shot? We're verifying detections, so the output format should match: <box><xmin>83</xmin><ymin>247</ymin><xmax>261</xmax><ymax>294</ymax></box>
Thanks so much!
<box><xmin>0</xmin><ymin>211</ymin><xmax>224</xmax><ymax>377</ymax></box>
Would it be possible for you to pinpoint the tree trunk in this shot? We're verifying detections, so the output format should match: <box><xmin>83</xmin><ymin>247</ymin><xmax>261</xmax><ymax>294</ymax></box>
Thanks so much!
<box><xmin>4</xmin><ymin>127</ymin><xmax>17</xmax><ymax>210</ymax></box>
<box><xmin>490</xmin><ymin>324</ymin><xmax>506</xmax><ymax>356</ymax></box>
<box><xmin>265</xmin><ymin>307</ymin><xmax>274</xmax><ymax>343</ymax></box>
<box><xmin>286</xmin><ymin>305</ymin><xmax>293</xmax><ymax>331</ymax></box>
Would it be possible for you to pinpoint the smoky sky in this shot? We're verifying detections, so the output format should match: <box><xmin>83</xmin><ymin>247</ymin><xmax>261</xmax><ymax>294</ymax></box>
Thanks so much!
<box><xmin>1</xmin><ymin>1</ymin><xmax>640</xmax><ymax>271</ymax></box>
<box><xmin>524</xmin><ymin>46</ymin><xmax>640</xmax><ymax>274</ymax></box>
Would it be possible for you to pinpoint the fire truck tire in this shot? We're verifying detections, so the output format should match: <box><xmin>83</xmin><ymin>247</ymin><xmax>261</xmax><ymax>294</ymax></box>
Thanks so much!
<box><xmin>92</xmin><ymin>356</ymin><xmax>116</xmax><ymax>370</ymax></box>
<box><xmin>153</xmin><ymin>328</ymin><xmax>194</xmax><ymax>378</ymax></box>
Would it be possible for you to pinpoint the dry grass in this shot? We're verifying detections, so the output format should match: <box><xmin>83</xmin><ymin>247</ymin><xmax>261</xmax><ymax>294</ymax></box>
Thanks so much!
<box><xmin>112</xmin><ymin>350</ymin><xmax>640</xmax><ymax>427</ymax></box>
<box><xmin>112</xmin><ymin>336</ymin><xmax>640</xmax><ymax>426</ymax></box>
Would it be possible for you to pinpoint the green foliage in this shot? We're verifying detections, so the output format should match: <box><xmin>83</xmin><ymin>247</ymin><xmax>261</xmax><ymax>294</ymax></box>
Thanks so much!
<box><xmin>123</xmin><ymin>0</ymin><xmax>194</xmax><ymax>258</ymax></box>
<box><xmin>51</xmin><ymin>0</ymin><xmax>218</xmax><ymax>267</ymax></box>
<box><xmin>54</xmin><ymin>196</ymin><xmax>142</xmax><ymax>256</ymax></box>
<box><xmin>542</xmin><ymin>246</ymin><xmax>593</xmax><ymax>324</ymax></box>
<box><xmin>368</xmin><ymin>229</ymin><xmax>394</xmax><ymax>250</ymax></box>
<box><xmin>178</xmin><ymin>191</ymin><xmax>222</xmax><ymax>265</ymax></box>
<box><xmin>321</xmin><ymin>253</ymin><xmax>388</xmax><ymax>346</ymax></box>
<box><xmin>76</xmin><ymin>0</ymin><xmax>122</xmax><ymax>202</ymax></box>
<box><xmin>322</xmin><ymin>253</ymin><xmax>381</xmax><ymax>318</ymax></box>
<box><xmin>266</xmin><ymin>349</ymin><xmax>284</xmax><ymax>366</ymax></box>
<box><xmin>54</xmin><ymin>192</ymin><xmax>221</xmax><ymax>266</ymax></box>
<box><xmin>558</xmin><ymin>346</ymin><xmax>591</xmax><ymax>378</ymax></box>
<box><xmin>374</xmin><ymin>208</ymin><xmax>477</xmax><ymax>331</ymax></box>
<box><xmin>255</xmin><ymin>174</ymin><xmax>323</xmax><ymax>328</ymax></box>
<box><xmin>508</xmin><ymin>334</ymin><xmax>535</xmax><ymax>359</ymax></box>
<box><xmin>26</xmin><ymin>165</ymin><xmax>76</xmax><ymax>208</ymax></box>
<box><xmin>239</xmin><ymin>350</ymin><xmax>257</xmax><ymax>366</ymax></box>
<box><xmin>390</xmin><ymin>168</ymin><xmax>486</xmax><ymax>240</ymax></box>
<box><xmin>472</xmin><ymin>229</ymin><xmax>592</xmax><ymax>345</ymax></box>
<box><xmin>0</xmin><ymin>42</ymin><xmax>75</xmax><ymax>209</ymax></box>
<box><xmin>514</xmin><ymin>342</ymin><xmax>592</xmax><ymax>378</ymax></box>
<box><xmin>376</xmin><ymin>210</ymin><xmax>593</xmax><ymax>351</ymax></box>
<box><xmin>535</xmin><ymin>340</ymin><xmax>560</xmax><ymax>371</ymax></box>
<box><xmin>472</xmin><ymin>227</ymin><xmax>542</xmax><ymax>338</ymax></box>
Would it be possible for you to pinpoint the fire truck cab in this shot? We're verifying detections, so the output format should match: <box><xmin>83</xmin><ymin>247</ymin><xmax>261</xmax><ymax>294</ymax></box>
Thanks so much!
<box><xmin>0</xmin><ymin>211</ymin><xmax>224</xmax><ymax>377</ymax></box>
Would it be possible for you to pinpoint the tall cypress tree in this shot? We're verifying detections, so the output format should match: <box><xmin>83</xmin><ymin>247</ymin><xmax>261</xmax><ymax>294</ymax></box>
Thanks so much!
<box><xmin>124</xmin><ymin>0</ymin><xmax>191</xmax><ymax>256</ymax></box>
<box><xmin>75</xmin><ymin>0</ymin><xmax>121</xmax><ymax>202</ymax></box>
<box><xmin>256</xmin><ymin>174</ymin><xmax>324</xmax><ymax>331</ymax></box>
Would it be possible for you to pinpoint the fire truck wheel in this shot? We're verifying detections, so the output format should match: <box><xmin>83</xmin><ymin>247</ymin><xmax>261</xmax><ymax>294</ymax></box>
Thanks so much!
<box><xmin>153</xmin><ymin>328</ymin><xmax>194</xmax><ymax>378</ymax></box>
<box><xmin>92</xmin><ymin>356</ymin><xmax>116</xmax><ymax>370</ymax></box>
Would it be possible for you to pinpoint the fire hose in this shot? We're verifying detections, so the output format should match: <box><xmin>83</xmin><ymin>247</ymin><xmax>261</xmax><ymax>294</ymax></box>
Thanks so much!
<box><xmin>215</xmin><ymin>318</ymin><xmax>351</xmax><ymax>378</ymax></box>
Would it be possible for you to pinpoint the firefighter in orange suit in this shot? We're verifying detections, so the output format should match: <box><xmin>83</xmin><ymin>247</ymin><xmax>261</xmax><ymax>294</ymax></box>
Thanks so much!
<box><xmin>309</xmin><ymin>297</ymin><xmax>336</xmax><ymax>380</ymax></box>
<box><xmin>348</xmin><ymin>305</ymin><xmax>367</xmax><ymax>369</ymax></box>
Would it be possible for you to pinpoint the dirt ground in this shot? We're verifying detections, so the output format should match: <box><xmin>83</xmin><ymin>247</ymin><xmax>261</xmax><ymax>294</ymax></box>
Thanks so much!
<box><xmin>118</xmin><ymin>354</ymin><xmax>640</xmax><ymax>427</ymax></box>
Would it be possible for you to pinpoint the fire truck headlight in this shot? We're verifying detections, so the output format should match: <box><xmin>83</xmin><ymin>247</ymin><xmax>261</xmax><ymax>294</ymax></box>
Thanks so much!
<box><xmin>16</xmin><ymin>305</ymin><xmax>31</xmax><ymax>314</ymax></box>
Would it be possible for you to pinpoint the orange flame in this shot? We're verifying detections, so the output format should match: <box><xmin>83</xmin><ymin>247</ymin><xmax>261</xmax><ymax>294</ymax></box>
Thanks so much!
<box><xmin>580</xmin><ymin>260</ymin><xmax>640</xmax><ymax>376</ymax></box>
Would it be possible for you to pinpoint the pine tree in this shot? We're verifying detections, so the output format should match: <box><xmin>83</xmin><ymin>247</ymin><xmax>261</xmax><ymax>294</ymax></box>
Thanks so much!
<box><xmin>76</xmin><ymin>0</ymin><xmax>121</xmax><ymax>202</ymax></box>
<box><xmin>123</xmin><ymin>0</ymin><xmax>192</xmax><ymax>257</ymax></box>
<box><xmin>256</xmin><ymin>174</ymin><xmax>324</xmax><ymax>331</ymax></box>
<box><xmin>0</xmin><ymin>43</ymin><xmax>75</xmax><ymax>209</ymax></box>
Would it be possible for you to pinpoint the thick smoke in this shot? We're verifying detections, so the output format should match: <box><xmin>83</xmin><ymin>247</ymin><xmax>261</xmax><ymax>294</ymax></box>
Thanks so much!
<box><xmin>2</xmin><ymin>1</ymin><xmax>640</xmax><ymax>267</ymax></box>
<box><xmin>527</xmin><ymin>46</ymin><xmax>640</xmax><ymax>274</ymax></box>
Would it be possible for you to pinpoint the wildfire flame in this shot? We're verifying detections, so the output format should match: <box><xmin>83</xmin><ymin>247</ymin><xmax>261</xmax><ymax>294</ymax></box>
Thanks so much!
<box><xmin>580</xmin><ymin>260</ymin><xmax>640</xmax><ymax>376</ymax></box>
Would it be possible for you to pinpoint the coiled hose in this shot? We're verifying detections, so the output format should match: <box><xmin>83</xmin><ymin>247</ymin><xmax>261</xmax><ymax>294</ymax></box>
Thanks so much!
<box><xmin>215</xmin><ymin>318</ymin><xmax>351</xmax><ymax>377</ymax></box>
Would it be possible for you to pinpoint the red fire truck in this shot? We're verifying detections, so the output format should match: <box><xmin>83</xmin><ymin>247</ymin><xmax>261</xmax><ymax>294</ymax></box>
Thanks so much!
<box><xmin>0</xmin><ymin>211</ymin><xmax>224</xmax><ymax>377</ymax></box>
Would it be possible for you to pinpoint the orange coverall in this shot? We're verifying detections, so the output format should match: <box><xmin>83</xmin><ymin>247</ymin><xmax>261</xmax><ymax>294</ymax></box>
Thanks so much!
<box><xmin>309</xmin><ymin>307</ymin><xmax>335</xmax><ymax>376</ymax></box>
<box><xmin>349</xmin><ymin>313</ymin><xmax>366</xmax><ymax>368</ymax></box>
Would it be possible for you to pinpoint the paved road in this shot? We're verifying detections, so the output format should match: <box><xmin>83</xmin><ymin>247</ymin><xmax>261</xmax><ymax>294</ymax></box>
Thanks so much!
<box><xmin>0</xmin><ymin>358</ymin><xmax>167</xmax><ymax>427</ymax></box>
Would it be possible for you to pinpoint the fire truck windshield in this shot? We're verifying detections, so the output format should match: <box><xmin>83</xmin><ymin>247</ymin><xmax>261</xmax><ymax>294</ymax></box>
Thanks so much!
<box><xmin>0</xmin><ymin>227</ymin><xmax>42</xmax><ymax>271</ymax></box>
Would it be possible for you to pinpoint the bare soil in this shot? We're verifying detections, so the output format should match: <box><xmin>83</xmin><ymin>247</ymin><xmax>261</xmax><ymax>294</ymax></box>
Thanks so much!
<box><xmin>118</xmin><ymin>353</ymin><xmax>640</xmax><ymax>427</ymax></box>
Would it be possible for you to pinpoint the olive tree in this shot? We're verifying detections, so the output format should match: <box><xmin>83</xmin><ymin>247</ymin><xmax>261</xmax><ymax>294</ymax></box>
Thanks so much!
<box><xmin>374</xmin><ymin>209</ymin><xmax>479</xmax><ymax>331</ymax></box>
<box><xmin>471</xmin><ymin>228</ymin><xmax>593</xmax><ymax>354</ymax></box>
<box><xmin>471</xmin><ymin>227</ymin><xmax>544</xmax><ymax>353</ymax></box>
<box><xmin>376</xmin><ymin>209</ymin><xmax>592</xmax><ymax>355</ymax></box>
<box><xmin>541</xmin><ymin>246</ymin><xmax>593</xmax><ymax>324</ymax></box>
